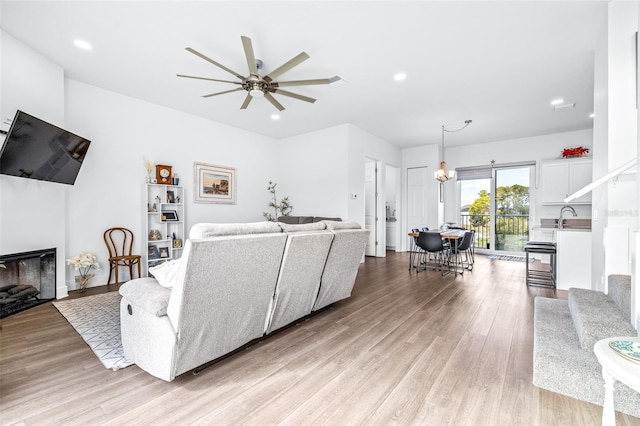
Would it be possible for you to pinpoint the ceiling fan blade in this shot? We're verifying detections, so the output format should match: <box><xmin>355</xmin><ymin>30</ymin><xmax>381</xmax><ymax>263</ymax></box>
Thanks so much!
<box><xmin>202</xmin><ymin>87</ymin><xmax>244</xmax><ymax>98</ymax></box>
<box><xmin>177</xmin><ymin>74</ymin><xmax>242</xmax><ymax>85</ymax></box>
<box><xmin>273</xmin><ymin>76</ymin><xmax>340</xmax><ymax>87</ymax></box>
<box><xmin>264</xmin><ymin>92</ymin><xmax>285</xmax><ymax>111</ymax></box>
<box><xmin>263</xmin><ymin>52</ymin><xmax>310</xmax><ymax>83</ymax></box>
<box><xmin>241</xmin><ymin>36</ymin><xmax>259</xmax><ymax>77</ymax></box>
<box><xmin>274</xmin><ymin>89</ymin><xmax>316</xmax><ymax>104</ymax></box>
<box><xmin>185</xmin><ymin>47</ymin><xmax>245</xmax><ymax>80</ymax></box>
<box><xmin>240</xmin><ymin>94</ymin><xmax>253</xmax><ymax>109</ymax></box>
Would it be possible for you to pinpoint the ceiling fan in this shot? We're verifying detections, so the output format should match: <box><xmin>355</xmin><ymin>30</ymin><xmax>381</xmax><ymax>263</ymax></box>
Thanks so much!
<box><xmin>177</xmin><ymin>36</ymin><xmax>340</xmax><ymax>111</ymax></box>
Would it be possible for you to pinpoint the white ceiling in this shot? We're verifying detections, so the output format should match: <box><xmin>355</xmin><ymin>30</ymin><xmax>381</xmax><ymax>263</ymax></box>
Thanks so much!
<box><xmin>0</xmin><ymin>1</ymin><xmax>605</xmax><ymax>148</ymax></box>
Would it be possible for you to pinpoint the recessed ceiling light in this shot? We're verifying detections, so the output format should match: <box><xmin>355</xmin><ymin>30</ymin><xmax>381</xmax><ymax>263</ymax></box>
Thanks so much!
<box><xmin>74</xmin><ymin>39</ymin><xmax>92</xmax><ymax>51</ymax></box>
<box><xmin>270</xmin><ymin>114</ymin><xmax>280</xmax><ymax>121</ymax></box>
<box><xmin>394</xmin><ymin>73</ymin><xmax>407</xmax><ymax>81</ymax></box>
<box><xmin>550</xmin><ymin>98</ymin><xmax>564</xmax><ymax>106</ymax></box>
<box><xmin>589</xmin><ymin>113</ymin><xmax>595</xmax><ymax>118</ymax></box>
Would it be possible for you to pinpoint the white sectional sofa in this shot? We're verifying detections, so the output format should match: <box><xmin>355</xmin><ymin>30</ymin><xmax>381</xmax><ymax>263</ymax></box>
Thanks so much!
<box><xmin>118</xmin><ymin>220</ymin><xmax>368</xmax><ymax>382</ymax></box>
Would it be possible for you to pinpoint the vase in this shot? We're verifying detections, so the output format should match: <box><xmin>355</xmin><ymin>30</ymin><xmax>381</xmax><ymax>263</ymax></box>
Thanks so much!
<box><xmin>75</xmin><ymin>274</ymin><xmax>94</xmax><ymax>293</ymax></box>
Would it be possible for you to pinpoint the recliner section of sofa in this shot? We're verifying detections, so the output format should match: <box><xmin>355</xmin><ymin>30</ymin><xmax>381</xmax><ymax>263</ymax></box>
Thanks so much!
<box><xmin>119</xmin><ymin>220</ymin><xmax>368</xmax><ymax>381</ymax></box>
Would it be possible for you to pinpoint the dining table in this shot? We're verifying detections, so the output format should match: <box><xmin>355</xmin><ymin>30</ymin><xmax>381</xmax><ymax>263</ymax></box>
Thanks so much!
<box><xmin>408</xmin><ymin>229</ymin><xmax>467</xmax><ymax>275</ymax></box>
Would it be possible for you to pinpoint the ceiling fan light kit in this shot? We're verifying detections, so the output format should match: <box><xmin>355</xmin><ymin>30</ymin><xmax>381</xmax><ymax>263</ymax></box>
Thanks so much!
<box><xmin>178</xmin><ymin>35</ymin><xmax>340</xmax><ymax>111</ymax></box>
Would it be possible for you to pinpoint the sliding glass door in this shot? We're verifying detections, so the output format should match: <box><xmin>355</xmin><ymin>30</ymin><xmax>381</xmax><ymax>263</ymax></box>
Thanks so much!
<box><xmin>458</xmin><ymin>164</ymin><xmax>532</xmax><ymax>253</ymax></box>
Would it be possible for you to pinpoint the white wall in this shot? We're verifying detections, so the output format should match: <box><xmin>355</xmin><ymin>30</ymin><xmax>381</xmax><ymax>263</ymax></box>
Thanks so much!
<box><xmin>276</xmin><ymin>125</ymin><xmax>350</xmax><ymax>220</ymax></box>
<box><xmin>0</xmin><ymin>31</ymin><xmax>69</xmax><ymax>298</ymax></box>
<box><xmin>64</xmin><ymin>80</ymin><xmax>278</xmax><ymax>289</ymax></box>
<box><xmin>444</xmin><ymin>129</ymin><xmax>593</xmax><ymax>226</ymax></box>
<box><xmin>277</xmin><ymin>124</ymin><xmax>401</xmax><ymax>256</ymax></box>
<box><xmin>592</xmin><ymin>1</ymin><xmax>639</xmax><ymax>293</ymax></box>
<box><xmin>1</xmin><ymin>32</ymin><xmax>280</xmax><ymax>293</ymax></box>
<box><xmin>400</xmin><ymin>144</ymin><xmax>440</xmax><ymax>251</ymax></box>
<box><xmin>347</xmin><ymin>124</ymin><xmax>401</xmax><ymax>255</ymax></box>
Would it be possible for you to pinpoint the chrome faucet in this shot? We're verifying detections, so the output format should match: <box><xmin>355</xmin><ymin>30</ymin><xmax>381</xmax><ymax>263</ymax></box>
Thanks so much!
<box><xmin>558</xmin><ymin>205</ymin><xmax>577</xmax><ymax>229</ymax></box>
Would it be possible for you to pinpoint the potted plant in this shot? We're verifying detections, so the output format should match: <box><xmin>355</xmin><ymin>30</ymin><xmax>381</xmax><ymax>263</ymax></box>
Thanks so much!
<box><xmin>67</xmin><ymin>252</ymin><xmax>100</xmax><ymax>293</ymax></box>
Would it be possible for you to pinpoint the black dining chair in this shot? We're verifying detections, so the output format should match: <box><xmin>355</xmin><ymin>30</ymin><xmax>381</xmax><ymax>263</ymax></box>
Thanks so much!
<box><xmin>449</xmin><ymin>231</ymin><xmax>475</xmax><ymax>273</ymax></box>
<box><xmin>415</xmin><ymin>231</ymin><xmax>447</xmax><ymax>273</ymax></box>
<box><xmin>409</xmin><ymin>228</ymin><xmax>422</xmax><ymax>270</ymax></box>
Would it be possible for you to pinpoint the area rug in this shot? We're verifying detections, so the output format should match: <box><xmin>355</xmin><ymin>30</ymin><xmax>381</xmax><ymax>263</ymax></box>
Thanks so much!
<box><xmin>487</xmin><ymin>254</ymin><xmax>531</xmax><ymax>262</ymax></box>
<box><xmin>53</xmin><ymin>292</ymin><xmax>133</xmax><ymax>370</ymax></box>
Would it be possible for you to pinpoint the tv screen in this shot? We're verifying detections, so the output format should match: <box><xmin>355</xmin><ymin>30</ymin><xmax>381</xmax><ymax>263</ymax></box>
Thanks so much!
<box><xmin>0</xmin><ymin>110</ymin><xmax>91</xmax><ymax>185</ymax></box>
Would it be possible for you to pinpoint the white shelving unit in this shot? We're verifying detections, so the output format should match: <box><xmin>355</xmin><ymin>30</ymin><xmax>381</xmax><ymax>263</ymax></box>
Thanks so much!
<box><xmin>144</xmin><ymin>184</ymin><xmax>185</xmax><ymax>275</ymax></box>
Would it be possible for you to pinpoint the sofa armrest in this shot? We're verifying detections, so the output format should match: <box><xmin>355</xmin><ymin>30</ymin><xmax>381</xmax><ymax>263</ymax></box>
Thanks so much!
<box><xmin>119</xmin><ymin>277</ymin><xmax>171</xmax><ymax>317</ymax></box>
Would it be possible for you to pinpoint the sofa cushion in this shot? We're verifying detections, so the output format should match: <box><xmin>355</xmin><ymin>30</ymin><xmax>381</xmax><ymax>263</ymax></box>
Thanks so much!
<box><xmin>323</xmin><ymin>220</ymin><xmax>362</xmax><ymax>230</ymax></box>
<box><xmin>149</xmin><ymin>259</ymin><xmax>182</xmax><ymax>289</ymax></box>
<box><xmin>119</xmin><ymin>277</ymin><xmax>171</xmax><ymax>317</ymax></box>
<box><xmin>189</xmin><ymin>221</ymin><xmax>282</xmax><ymax>238</ymax></box>
<box><xmin>312</xmin><ymin>216</ymin><xmax>342</xmax><ymax>222</ymax></box>
<box><xmin>278</xmin><ymin>222</ymin><xmax>327</xmax><ymax>233</ymax></box>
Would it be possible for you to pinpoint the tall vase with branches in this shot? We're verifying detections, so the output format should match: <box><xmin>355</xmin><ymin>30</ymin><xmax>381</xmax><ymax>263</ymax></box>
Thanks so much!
<box><xmin>263</xmin><ymin>181</ymin><xmax>293</xmax><ymax>222</ymax></box>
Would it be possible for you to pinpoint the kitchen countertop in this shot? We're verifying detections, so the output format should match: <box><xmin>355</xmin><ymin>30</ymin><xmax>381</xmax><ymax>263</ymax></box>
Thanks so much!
<box><xmin>533</xmin><ymin>227</ymin><xmax>591</xmax><ymax>232</ymax></box>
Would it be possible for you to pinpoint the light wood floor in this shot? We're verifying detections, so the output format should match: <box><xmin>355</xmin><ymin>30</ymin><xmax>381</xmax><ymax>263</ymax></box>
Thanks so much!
<box><xmin>1</xmin><ymin>252</ymin><xmax>638</xmax><ymax>425</ymax></box>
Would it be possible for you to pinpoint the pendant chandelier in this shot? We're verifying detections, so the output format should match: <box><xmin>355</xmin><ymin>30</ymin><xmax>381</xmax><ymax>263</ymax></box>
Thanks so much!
<box><xmin>434</xmin><ymin>120</ymin><xmax>472</xmax><ymax>182</ymax></box>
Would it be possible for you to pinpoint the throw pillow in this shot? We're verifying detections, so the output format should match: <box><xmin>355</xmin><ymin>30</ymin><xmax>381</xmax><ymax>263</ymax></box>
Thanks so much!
<box><xmin>149</xmin><ymin>259</ymin><xmax>181</xmax><ymax>289</ymax></box>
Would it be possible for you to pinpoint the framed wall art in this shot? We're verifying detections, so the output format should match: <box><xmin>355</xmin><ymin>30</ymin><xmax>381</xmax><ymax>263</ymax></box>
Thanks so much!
<box><xmin>194</xmin><ymin>162</ymin><xmax>237</xmax><ymax>204</ymax></box>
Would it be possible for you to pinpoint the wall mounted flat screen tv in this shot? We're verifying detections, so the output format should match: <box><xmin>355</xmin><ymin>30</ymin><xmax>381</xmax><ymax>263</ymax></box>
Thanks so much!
<box><xmin>0</xmin><ymin>110</ymin><xmax>91</xmax><ymax>185</ymax></box>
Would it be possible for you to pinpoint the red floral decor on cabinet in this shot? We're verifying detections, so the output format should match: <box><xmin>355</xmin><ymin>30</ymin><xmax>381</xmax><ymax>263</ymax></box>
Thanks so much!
<box><xmin>562</xmin><ymin>146</ymin><xmax>589</xmax><ymax>158</ymax></box>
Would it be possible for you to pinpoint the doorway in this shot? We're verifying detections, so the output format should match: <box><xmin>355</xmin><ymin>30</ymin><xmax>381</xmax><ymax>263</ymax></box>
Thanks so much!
<box><xmin>364</xmin><ymin>158</ymin><xmax>377</xmax><ymax>256</ymax></box>
<box><xmin>407</xmin><ymin>167</ymin><xmax>429</xmax><ymax>232</ymax></box>
<box><xmin>385</xmin><ymin>165</ymin><xmax>399</xmax><ymax>251</ymax></box>
<box><xmin>458</xmin><ymin>164</ymin><xmax>533</xmax><ymax>253</ymax></box>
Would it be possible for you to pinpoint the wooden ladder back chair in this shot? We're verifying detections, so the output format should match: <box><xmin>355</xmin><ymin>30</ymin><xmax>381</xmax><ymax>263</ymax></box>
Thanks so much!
<box><xmin>103</xmin><ymin>227</ymin><xmax>141</xmax><ymax>289</ymax></box>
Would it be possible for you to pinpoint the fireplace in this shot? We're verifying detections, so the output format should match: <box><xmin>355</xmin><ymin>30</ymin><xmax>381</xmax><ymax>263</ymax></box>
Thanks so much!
<box><xmin>0</xmin><ymin>248</ymin><xmax>56</xmax><ymax>319</ymax></box>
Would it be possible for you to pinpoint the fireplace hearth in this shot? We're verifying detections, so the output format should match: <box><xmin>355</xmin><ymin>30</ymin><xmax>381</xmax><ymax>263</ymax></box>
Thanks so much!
<box><xmin>0</xmin><ymin>248</ymin><xmax>56</xmax><ymax>319</ymax></box>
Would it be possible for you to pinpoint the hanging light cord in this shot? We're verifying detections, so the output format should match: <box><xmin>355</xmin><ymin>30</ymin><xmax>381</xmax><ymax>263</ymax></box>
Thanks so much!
<box><xmin>443</xmin><ymin>119</ymin><xmax>472</xmax><ymax>133</ymax></box>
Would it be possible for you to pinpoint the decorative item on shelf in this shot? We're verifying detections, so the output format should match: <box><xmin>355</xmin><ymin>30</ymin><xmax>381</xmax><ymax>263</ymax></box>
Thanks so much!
<box><xmin>176</xmin><ymin>195</ymin><xmax>181</xmax><ymax>204</ymax></box>
<box><xmin>173</xmin><ymin>239</ymin><xmax>183</xmax><ymax>249</ymax></box>
<box><xmin>167</xmin><ymin>190</ymin><xmax>175</xmax><ymax>203</ymax></box>
<box><xmin>156</xmin><ymin>164</ymin><xmax>172</xmax><ymax>185</ymax></box>
<box><xmin>143</xmin><ymin>157</ymin><xmax>155</xmax><ymax>183</ymax></box>
<box><xmin>159</xmin><ymin>247</ymin><xmax>169</xmax><ymax>258</ymax></box>
<box><xmin>562</xmin><ymin>146</ymin><xmax>589</xmax><ymax>158</ymax></box>
<box><xmin>148</xmin><ymin>245</ymin><xmax>160</xmax><ymax>259</ymax></box>
<box><xmin>66</xmin><ymin>252</ymin><xmax>100</xmax><ymax>293</ymax></box>
<box><xmin>172</xmin><ymin>173</ymin><xmax>180</xmax><ymax>186</ymax></box>
<box><xmin>149</xmin><ymin>229</ymin><xmax>162</xmax><ymax>241</ymax></box>
<box><xmin>263</xmin><ymin>180</ymin><xmax>293</xmax><ymax>222</ymax></box>
<box><xmin>162</xmin><ymin>210</ymin><xmax>178</xmax><ymax>221</ymax></box>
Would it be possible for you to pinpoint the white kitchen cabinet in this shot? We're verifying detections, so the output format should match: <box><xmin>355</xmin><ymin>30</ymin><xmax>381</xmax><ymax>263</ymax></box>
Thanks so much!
<box><xmin>540</xmin><ymin>158</ymin><xmax>592</xmax><ymax>204</ymax></box>
<box><xmin>386</xmin><ymin>221</ymin><xmax>397</xmax><ymax>249</ymax></box>
<box><xmin>556</xmin><ymin>230</ymin><xmax>592</xmax><ymax>290</ymax></box>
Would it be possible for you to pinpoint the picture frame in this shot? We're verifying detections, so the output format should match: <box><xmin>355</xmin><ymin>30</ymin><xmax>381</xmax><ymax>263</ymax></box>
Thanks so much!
<box><xmin>173</xmin><ymin>238</ymin><xmax>183</xmax><ymax>249</ymax></box>
<box><xmin>161</xmin><ymin>210</ymin><xmax>178</xmax><ymax>221</ymax></box>
<box><xmin>167</xmin><ymin>190</ymin><xmax>175</xmax><ymax>204</ymax></box>
<box><xmin>159</xmin><ymin>247</ymin><xmax>169</xmax><ymax>258</ymax></box>
<box><xmin>148</xmin><ymin>245</ymin><xmax>159</xmax><ymax>259</ymax></box>
<box><xmin>194</xmin><ymin>162</ymin><xmax>237</xmax><ymax>204</ymax></box>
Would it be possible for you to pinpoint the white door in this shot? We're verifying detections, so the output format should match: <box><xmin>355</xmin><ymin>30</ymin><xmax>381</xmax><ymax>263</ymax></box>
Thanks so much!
<box><xmin>407</xmin><ymin>167</ymin><xmax>429</xmax><ymax>231</ymax></box>
<box><xmin>365</xmin><ymin>159</ymin><xmax>377</xmax><ymax>256</ymax></box>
